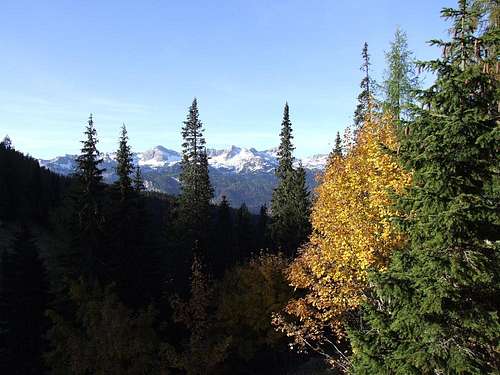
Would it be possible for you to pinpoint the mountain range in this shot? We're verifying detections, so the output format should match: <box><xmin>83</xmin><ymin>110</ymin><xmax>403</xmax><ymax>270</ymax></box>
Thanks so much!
<box><xmin>39</xmin><ymin>145</ymin><xmax>328</xmax><ymax>212</ymax></box>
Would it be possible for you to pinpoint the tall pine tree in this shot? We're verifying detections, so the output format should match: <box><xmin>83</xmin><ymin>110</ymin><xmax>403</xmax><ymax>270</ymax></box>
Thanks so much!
<box><xmin>67</xmin><ymin>114</ymin><xmax>106</xmax><ymax>282</ymax></box>
<box><xmin>350</xmin><ymin>1</ymin><xmax>500</xmax><ymax>373</ymax></box>
<box><xmin>179</xmin><ymin>99</ymin><xmax>214</xmax><ymax>251</ymax></box>
<box><xmin>114</xmin><ymin>124</ymin><xmax>134</xmax><ymax>200</ymax></box>
<box><xmin>353</xmin><ymin>43</ymin><xmax>376</xmax><ymax>136</ymax></box>
<box><xmin>108</xmin><ymin>125</ymin><xmax>161</xmax><ymax>308</ymax></box>
<box><xmin>328</xmin><ymin>131</ymin><xmax>343</xmax><ymax>162</ymax></box>
<box><xmin>270</xmin><ymin>103</ymin><xmax>311</xmax><ymax>256</ymax></box>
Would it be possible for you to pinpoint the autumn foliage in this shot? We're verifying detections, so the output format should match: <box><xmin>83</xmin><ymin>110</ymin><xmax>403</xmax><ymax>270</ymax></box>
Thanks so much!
<box><xmin>273</xmin><ymin>113</ymin><xmax>411</xmax><ymax>360</ymax></box>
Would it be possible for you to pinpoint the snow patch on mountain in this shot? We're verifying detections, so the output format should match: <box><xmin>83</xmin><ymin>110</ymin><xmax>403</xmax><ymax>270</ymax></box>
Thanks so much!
<box><xmin>137</xmin><ymin>145</ymin><xmax>181</xmax><ymax>168</ymax></box>
<box><xmin>207</xmin><ymin>146</ymin><xmax>277</xmax><ymax>173</ymax></box>
<box><xmin>39</xmin><ymin>145</ymin><xmax>328</xmax><ymax>175</ymax></box>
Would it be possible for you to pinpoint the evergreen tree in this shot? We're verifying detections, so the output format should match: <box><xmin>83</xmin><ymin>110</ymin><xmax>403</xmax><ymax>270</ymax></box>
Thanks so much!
<box><xmin>270</xmin><ymin>103</ymin><xmax>311</xmax><ymax>256</ymax></box>
<box><xmin>350</xmin><ymin>1</ymin><xmax>500</xmax><ymax>373</ymax></box>
<box><xmin>328</xmin><ymin>131</ymin><xmax>343</xmax><ymax>161</ymax></box>
<box><xmin>179</xmin><ymin>99</ymin><xmax>214</xmax><ymax>249</ymax></box>
<box><xmin>0</xmin><ymin>226</ymin><xmax>49</xmax><ymax>374</ymax></box>
<box><xmin>291</xmin><ymin>163</ymin><xmax>311</xmax><ymax>245</ymax></box>
<box><xmin>382</xmin><ymin>27</ymin><xmax>420</xmax><ymax>121</ymax></box>
<box><xmin>56</xmin><ymin>114</ymin><xmax>106</xmax><ymax>282</ymax></box>
<box><xmin>108</xmin><ymin>125</ymin><xmax>161</xmax><ymax>308</ymax></box>
<box><xmin>74</xmin><ymin>114</ymin><xmax>106</xmax><ymax>281</ymax></box>
<box><xmin>114</xmin><ymin>124</ymin><xmax>134</xmax><ymax>200</ymax></box>
<box><xmin>133</xmin><ymin>166</ymin><xmax>145</xmax><ymax>192</ymax></box>
<box><xmin>353</xmin><ymin>43</ymin><xmax>376</xmax><ymax>136</ymax></box>
<box><xmin>275</xmin><ymin>103</ymin><xmax>295</xmax><ymax>179</ymax></box>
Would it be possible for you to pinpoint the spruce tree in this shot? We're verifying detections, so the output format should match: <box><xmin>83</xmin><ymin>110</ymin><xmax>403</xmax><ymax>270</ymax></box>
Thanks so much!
<box><xmin>133</xmin><ymin>166</ymin><xmax>145</xmax><ymax>192</ymax></box>
<box><xmin>71</xmin><ymin>114</ymin><xmax>106</xmax><ymax>281</ymax></box>
<box><xmin>179</xmin><ymin>98</ymin><xmax>214</xmax><ymax>249</ymax></box>
<box><xmin>270</xmin><ymin>103</ymin><xmax>311</xmax><ymax>256</ymax></box>
<box><xmin>108</xmin><ymin>125</ymin><xmax>160</xmax><ymax>308</ymax></box>
<box><xmin>0</xmin><ymin>226</ymin><xmax>49</xmax><ymax>374</ymax></box>
<box><xmin>353</xmin><ymin>43</ymin><xmax>376</xmax><ymax>136</ymax></box>
<box><xmin>383</xmin><ymin>27</ymin><xmax>420</xmax><ymax>121</ymax></box>
<box><xmin>114</xmin><ymin>124</ymin><xmax>134</xmax><ymax>200</ymax></box>
<box><xmin>275</xmin><ymin>102</ymin><xmax>295</xmax><ymax>179</ymax></box>
<box><xmin>328</xmin><ymin>131</ymin><xmax>343</xmax><ymax>161</ymax></box>
<box><xmin>350</xmin><ymin>1</ymin><xmax>500</xmax><ymax>373</ymax></box>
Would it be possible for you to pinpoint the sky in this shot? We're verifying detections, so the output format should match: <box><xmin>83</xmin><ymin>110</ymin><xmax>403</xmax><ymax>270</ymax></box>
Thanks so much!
<box><xmin>1</xmin><ymin>0</ymin><xmax>457</xmax><ymax>159</ymax></box>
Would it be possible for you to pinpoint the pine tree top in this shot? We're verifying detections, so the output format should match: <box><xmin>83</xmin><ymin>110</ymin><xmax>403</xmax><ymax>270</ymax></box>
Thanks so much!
<box><xmin>276</xmin><ymin>102</ymin><xmax>295</xmax><ymax>178</ymax></box>
<box><xmin>75</xmin><ymin>114</ymin><xmax>104</xmax><ymax>189</ymax></box>
<box><xmin>115</xmin><ymin>124</ymin><xmax>134</xmax><ymax>198</ymax></box>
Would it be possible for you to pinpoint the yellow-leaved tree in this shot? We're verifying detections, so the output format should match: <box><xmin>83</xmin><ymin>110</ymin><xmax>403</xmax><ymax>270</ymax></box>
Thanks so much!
<box><xmin>273</xmin><ymin>113</ymin><xmax>411</xmax><ymax>370</ymax></box>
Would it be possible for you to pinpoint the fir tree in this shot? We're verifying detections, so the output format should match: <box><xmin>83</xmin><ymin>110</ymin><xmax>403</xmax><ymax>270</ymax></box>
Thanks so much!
<box><xmin>382</xmin><ymin>27</ymin><xmax>420</xmax><ymax>121</ymax></box>
<box><xmin>114</xmin><ymin>124</ymin><xmax>134</xmax><ymax>200</ymax></box>
<box><xmin>353</xmin><ymin>43</ymin><xmax>376</xmax><ymax>136</ymax></box>
<box><xmin>0</xmin><ymin>226</ymin><xmax>49</xmax><ymax>374</ymax></box>
<box><xmin>270</xmin><ymin>103</ymin><xmax>311</xmax><ymax>255</ymax></box>
<box><xmin>179</xmin><ymin>99</ymin><xmax>214</xmax><ymax>249</ymax></box>
<box><xmin>75</xmin><ymin>114</ymin><xmax>104</xmax><ymax>199</ymax></box>
<box><xmin>328</xmin><ymin>131</ymin><xmax>343</xmax><ymax>161</ymax></box>
<box><xmin>108</xmin><ymin>125</ymin><xmax>160</xmax><ymax>308</ymax></box>
<box><xmin>71</xmin><ymin>114</ymin><xmax>106</xmax><ymax>281</ymax></box>
<box><xmin>350</xmin><ymin>1</ymin><xmax>500</xmax><ymax>373</ymax></box>
<box><xmin>133</xmin><ymin>166</ymin><xmax>145</xmax><ymax>193</ymax></box>
<box><xmin>275</xmin><ymin>103</ymin><xmax>295</xmax><ymax>179</ymax></box>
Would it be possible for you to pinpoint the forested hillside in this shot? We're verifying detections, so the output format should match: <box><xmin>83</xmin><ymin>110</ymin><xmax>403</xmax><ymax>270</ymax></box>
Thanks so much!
<box><xmin>0</xmin><ymin>1</ymin><xmax>498</xmax><ymax>374</ymax></box>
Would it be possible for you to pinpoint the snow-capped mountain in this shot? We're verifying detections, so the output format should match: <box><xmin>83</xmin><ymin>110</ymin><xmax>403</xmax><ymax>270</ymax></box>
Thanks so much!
<box><xmin>137</xmin><ymin>145</ymin><xmax>181</xmax><ymax>168</ymax></box>
<box><xmin>39</xmin><ymin>145</ymin><xmax>328</xmax><ymax>212</ymax></box>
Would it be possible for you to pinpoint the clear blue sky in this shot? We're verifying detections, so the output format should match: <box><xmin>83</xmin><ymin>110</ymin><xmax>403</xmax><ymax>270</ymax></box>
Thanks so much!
<box><xmin>1</xmin><ymin>0</ymin><xmax>456</xmax><ymax>159</ymax></box>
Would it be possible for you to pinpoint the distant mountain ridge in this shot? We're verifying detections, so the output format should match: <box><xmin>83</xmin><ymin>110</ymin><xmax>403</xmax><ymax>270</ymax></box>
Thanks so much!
<box><xmin>39</xmin><ymin>145</ymin><xmax>328</xmax><ymax>212</ymax></box>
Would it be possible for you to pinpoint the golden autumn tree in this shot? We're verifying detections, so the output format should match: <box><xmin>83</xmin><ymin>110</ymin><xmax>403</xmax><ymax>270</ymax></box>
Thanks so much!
<box><xmin>273</xmin><ymin>113</ymin><xmax>411</xmax><ymax>369</ymax></box>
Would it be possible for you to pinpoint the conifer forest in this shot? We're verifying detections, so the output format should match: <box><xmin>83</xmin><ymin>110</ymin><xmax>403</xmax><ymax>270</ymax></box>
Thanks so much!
<box><xmin>0</xmin><ymin>1</ymin><xmax>499</xmax><ymax>374</ymax></box>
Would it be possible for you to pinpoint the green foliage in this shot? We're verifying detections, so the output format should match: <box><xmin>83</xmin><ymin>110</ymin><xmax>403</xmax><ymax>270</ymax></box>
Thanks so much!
<box><xmin>179</xmin><ymin>99</ymin><xmax>214</xmax><ymax>249</ymax></box>
<box><xmin>114</xmin><ymin>124</ymin><xmax>134</xmax><ymax>199</ymax></box>
<box><xmin>382</xmin><ymin>27</ymin><xmax>420</xmax><ymax>120</ymax></box>
<box><xmin>276</xmin><ymin>102</ymin><xmax>295</xmax><ymax>179</ymax></box>
<box><xmin>353</xmin><ymin>42</ymin><xmax>376</xmax><ymax>135</ymax></box>
<box><xmin>106</xmin><ymin>126</ymin><xmax>163</xmax><ymax>308</ymax></box>
<box><xmin>270</xmin><ymin>104</ymin><xmax>312</xmax><ymax>256</ymax></box>
<box><xmin>133</xmin><ymin>165</ymin><xmax>145</xmax><ymax>192</ymax></box>
<box><xmin>71</xmin><ymin>114</ymin><xmax>106</xmax><ymax>281</ymax></box>
<box><xmin>349</xmin><ymin>1</ymin><xmax>500</xmax><ymax>373</ymax></box>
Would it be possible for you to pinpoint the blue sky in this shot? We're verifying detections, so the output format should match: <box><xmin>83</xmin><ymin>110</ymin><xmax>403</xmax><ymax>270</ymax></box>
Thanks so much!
<box><xmin>1</xmin><ymin>0</ymin><xmax>456</xmax><ymax>159</ymax></box>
